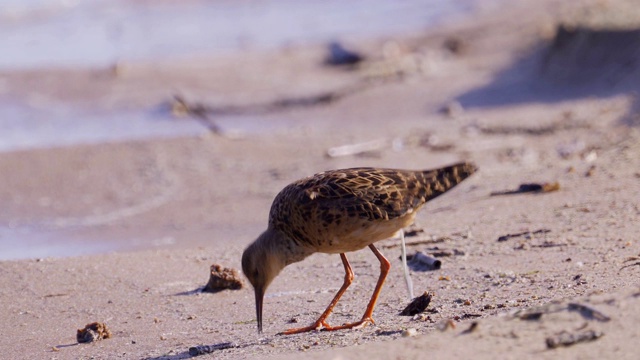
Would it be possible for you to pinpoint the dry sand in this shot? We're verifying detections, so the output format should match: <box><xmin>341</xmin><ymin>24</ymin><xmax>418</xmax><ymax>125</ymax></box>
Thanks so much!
<box><xmin>1</xmin><ymin>0</ymin><xmax>640</xmax><ymax>359</ymax></box>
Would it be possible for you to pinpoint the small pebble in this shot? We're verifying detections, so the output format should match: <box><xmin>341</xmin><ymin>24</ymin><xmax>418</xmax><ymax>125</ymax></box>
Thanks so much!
<box><xmin>402</xmin><ymin>328</ymin><xmax>418</xmax><ymax>337</ymax></box>
<box><xmin>437</xmin><ymin>319</ymin><xmax>456</xmax><ymax>331</ymax></box>
<box><xmin>203</xmin><ymin>264</ymin><xmax>244</xmax><ymax>292</ymax></box>
<box><xmin>325</xmin><ymin>42</ymin><xmax>363</xmax><ymax>66</ymax></box>
<box><xmin>584</xmin><ymin>150</ymin><xmax>597</xmax><ymax>162</ymax></box>
<box><xmin>441</xmin><ymin>101</ymin><xmax>465</xmax><ymax>118</ymax></box>
<box><xmin>77</xmin><ymin>322</ymin><xmax>112</xmax><ymax>343</ymax></box>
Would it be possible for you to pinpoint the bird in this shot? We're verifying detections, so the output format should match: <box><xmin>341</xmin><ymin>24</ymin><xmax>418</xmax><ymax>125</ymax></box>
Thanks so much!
<box><xmin>242</xmin><ymin>162</ymin><xmax>477</xmax><ymax>334</ymax></box>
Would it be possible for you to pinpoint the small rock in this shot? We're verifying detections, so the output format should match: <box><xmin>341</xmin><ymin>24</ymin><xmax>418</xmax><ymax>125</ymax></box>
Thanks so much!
<box><xmin>401</xmin><ymin>328</ymin><xmax>418</xmax><ymax>337</ymax></box>
<box><xmin>437</xmin><ymin>319</ymin><xmax>456</xmax><ymax>331</ymax></box>
<box><xmin>400</xmin><ymin>291</ymin><xmax>433</xmax><ymax>316</ymax></box>
<box><xmin>443</xmin><ymin>37</ymin><xmax>466</xmax><ymax>55</ymax></box>
<box><xmin>412</xmin><ymin>313</ymin><xmax>431</xmax><ymax>321</ymax></box>
<box><xmin>440</xmin><ymin>101</ymin><xmax>464</xmax><ymax>118</ymax></box>
<box><xmin>203</xmin><ymin>264</ymin><xmax>244</xmax><ymax>293</ymax></box>
<box><xmin>325</xmin><ymin>42</ymin><xmax>364</xmax><ymax>66</ymax></box>
<box><xmin>407</xmin><ymin>252</ymin><xmax>441</xmax><ymax>271</ymax></box>
<box><xmin>462</xmin><ymin>321</ymin><xmax>479</xmax><ymax>334</ymax></box>
<box><xmin>583</xmin><ymin>150</ymin><xmax>597</xmax><ymax>162</ymax></box>
<box><xmin>77</xmin><ymin>322</ymin><xmax>112</xmax><ymax>343</ymax></box>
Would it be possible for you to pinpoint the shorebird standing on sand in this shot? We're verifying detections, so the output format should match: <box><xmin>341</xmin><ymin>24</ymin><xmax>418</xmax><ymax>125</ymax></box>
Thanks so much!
<box><xmin>242</xmin><ymin>162</ymin><xmax>477</xmax><ymax>334</ymax></box>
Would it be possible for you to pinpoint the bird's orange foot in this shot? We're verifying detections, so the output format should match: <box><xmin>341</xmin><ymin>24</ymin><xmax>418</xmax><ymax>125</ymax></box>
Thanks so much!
<box><xmin>279</xmin><ymin>317</ymin><xmax>376</xmax><ymax>335</ymax></box>
<box><xmin>322</xmin><ymin>316</ymin><xmax>375</xmax><ymax>331</ymax></box>
<box><xmin>279</xmin><ymin>320</ymin><xmax>331</xmax><ymax>335</ymax></box>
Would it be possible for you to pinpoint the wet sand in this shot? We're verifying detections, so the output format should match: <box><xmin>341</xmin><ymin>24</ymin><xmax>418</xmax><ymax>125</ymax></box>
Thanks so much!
<box><xmin>1</xmin><ymin>0</ymin><xmax>640</xmax><ymax>359</ymax></box>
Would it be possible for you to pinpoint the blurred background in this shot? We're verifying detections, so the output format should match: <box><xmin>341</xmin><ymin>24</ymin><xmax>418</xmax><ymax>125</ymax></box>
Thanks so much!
<box><xmin>0</xmin><ymin>0</ymin><xmax>485</xmax><ymax>152</ymax></box>
<box><xmin>0</xmin><ymin>0</ymin><xmax>479</xmax><ymax>69</ymax></box>
<box><xmin>1</xmin><ymin>0</ymin><xmax>638</xmax><ymax>260</ymax></box>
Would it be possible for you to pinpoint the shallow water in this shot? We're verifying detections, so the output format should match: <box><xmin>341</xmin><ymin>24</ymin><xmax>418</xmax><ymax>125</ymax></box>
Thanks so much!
<box><xmin>0</xmin><ymin>0</ymin><xmax>488</xmax><ymax>154</ymax></box>
<box><xmin>0</xmin><ymin>0</ymin><xmax>476</xmax><ymax>69</ymax></box>
<box><xmin>0</xmin><ymin>227</ymin><xmax>114</xmax><ymax>260</ymax></box>
<box><xmin>0</xmin><ymin>101</ymin><xmax>206</xmax><ymax>152</ymax></box>
<box><xmin>0</xmin><ymin>225</ymin><xmax>185</xmax><ymax>260</ymax></box>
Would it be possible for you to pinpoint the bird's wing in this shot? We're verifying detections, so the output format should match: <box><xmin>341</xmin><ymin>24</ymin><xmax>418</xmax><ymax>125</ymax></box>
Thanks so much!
<box><xmin>291</xmin><ymin>168</ymin><xmax>434</xmax><ymax>221</ymax></box>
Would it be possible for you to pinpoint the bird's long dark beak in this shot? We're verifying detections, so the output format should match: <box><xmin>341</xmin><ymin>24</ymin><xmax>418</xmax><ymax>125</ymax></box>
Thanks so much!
<box><xmin>254</xmin><ymin>286</ymin><xmax>264</xmax><ymax>333</ymax></box>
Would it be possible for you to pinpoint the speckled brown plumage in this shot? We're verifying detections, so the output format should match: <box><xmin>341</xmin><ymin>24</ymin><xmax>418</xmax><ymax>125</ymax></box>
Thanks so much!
<box><xmin>242</xmin><ymin>162</ymin><xmax>477</xmax><ymax>334</ymax></box>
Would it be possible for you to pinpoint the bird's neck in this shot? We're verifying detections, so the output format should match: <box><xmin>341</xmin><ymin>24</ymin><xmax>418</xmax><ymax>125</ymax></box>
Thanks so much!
<box><xmin>262</xmin><ymin>227</ymin><xmax>314</xmax><ymax>266</ymax></box>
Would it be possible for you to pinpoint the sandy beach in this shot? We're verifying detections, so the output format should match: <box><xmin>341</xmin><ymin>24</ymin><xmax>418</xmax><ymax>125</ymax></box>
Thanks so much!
<box><xmin>1</xmin><ymin>0</ymin><xmax>640</xmax><ymax>358</ymax></box>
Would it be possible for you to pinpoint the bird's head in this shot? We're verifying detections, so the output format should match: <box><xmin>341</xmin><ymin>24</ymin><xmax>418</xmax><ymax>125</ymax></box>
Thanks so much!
<box><xmin>242</xmin><ymin>229</ymin><xmax>287</xmax><ymax>333</ymax></box>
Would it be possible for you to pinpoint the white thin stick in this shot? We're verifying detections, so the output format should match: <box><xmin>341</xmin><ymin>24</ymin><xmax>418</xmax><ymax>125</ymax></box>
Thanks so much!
<box><xmin>399</xmin><ymin>229</ymin><xmax>414</xmax><ymax>299</ymax></box>
<box><xmin>326</xmin><ymin>139</ymin><xmax>387</xmax><ymax>158</ymax></box>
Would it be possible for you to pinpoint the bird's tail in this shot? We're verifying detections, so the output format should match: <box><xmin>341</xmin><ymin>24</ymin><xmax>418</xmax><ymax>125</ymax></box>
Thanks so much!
<box><xmin>418</xmin><ymin>162</ymin><xmax>477</xmax><ymax>202</ymax></box>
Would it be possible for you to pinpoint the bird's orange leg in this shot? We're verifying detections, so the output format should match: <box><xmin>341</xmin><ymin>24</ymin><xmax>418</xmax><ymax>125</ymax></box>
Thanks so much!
<box><xmin>280</xmin><ymin>253</ymin><xmax>354</xmax><ymax>335</ymax></box>
<box><xmin>323</xmin><ymin>244</ymin><xmax>390</xmax><ymax>331</ymax></box>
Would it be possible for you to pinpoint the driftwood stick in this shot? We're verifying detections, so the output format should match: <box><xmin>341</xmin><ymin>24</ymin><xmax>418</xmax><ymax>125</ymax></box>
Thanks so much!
<box><xmin>546</xmin><ymin>330</ymin><xmax>604</xmax><ymax>349</ymax></box>
<box><xmin>490</xmin><ymin>182</ymin><xmax>560</xmax><ymax>196</ymax></box>
<box><xmin>497</xmin><ymin>229</ymin><xmax>551</xmax><ymax>242</ymax></box>
<box><xmin>188</xmin><ymin>342</ymin><xmax>238</xmax><ymax>356</ymax></box>
<box><xmin>567</xmin><ymin>303</ymin><xmax>611</xmax><ymax>322</ymax></box>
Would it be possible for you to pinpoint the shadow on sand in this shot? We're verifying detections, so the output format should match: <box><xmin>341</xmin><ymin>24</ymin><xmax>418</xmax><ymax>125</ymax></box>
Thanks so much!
<box><xmin>456</xmin><ymin>25</ymin><xmax>640</xmax><ymax>126</ymax></box>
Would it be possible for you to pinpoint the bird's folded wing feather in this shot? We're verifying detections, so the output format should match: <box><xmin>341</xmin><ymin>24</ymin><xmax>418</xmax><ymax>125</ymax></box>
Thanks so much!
<box><xmin>292</xmin><ymin>168</ymin><xmax>435</xmax><ymax>221</ymax></box>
